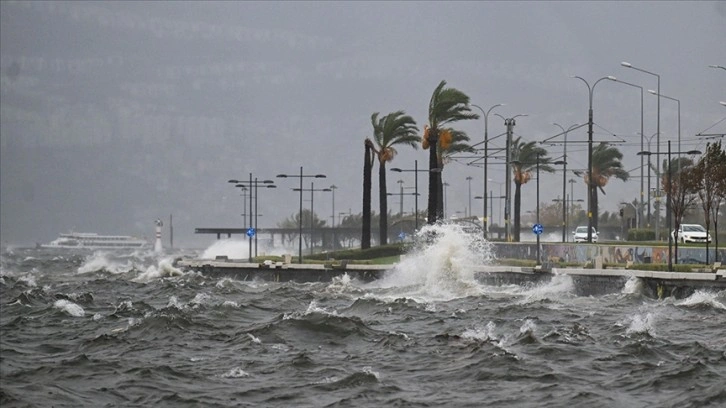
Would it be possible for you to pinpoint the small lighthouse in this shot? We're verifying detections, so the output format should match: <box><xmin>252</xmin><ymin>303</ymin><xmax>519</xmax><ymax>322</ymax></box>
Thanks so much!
<box><xmin>154</xmin><ymin>219</ymin><xmax>163</xmax><ymax>253</ymax></box>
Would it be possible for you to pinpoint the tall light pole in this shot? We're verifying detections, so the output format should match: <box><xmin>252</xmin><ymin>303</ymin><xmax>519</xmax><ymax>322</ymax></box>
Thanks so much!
<box><xmin>553</xmin><ymin>123</ymin><xmax>579</xmax><ymax>241</ymax></box>
<box><xmin>471</xmin><ymin>103</ymin><xmax>504</xmax><ymax>239</ymax></box>
<box><xmin>622</xmin><ymin>61</ymin><xmax>661</xmax><ymax>239</ymax></box>
<box><xmin>397</xmin><ymin>180</ymin><xmax>405</xmax><ymax>216</ymax></box>
<box><xmin>572</xmin><ymin>75</ymin><xmax>610</xmax><ymax>243</ymax></box>
<box><xmin>465</xmin><ymin>176</ymin><xmax>473</xmax><ymax>218</ymax></box>
<box><xmin>495</xmin><ymin>113</ymin><xmax>527</xmax><ymax>242</ymax></box>
<box><xmin>391</xmin><ymin>159</ymin><xmax>426</xmax><ymax>231</ymax></box>
<box><xmin>293</xmin><ymin>182</ymin><xmax>332</xmax><ymax>255</ymax></box>
<box><xmin>443</xmin><ymin>182</ymin><xmax>450</xmax><ymax>218</ymax></box>
<box><xmin>229</xmin><ymin>177</ymin><xmax>276</xmax><ymax>261</ymax></box>
<box><xmin>277</xmin><ymin>168</ymin><xmax>326</xmax><ymax>263</ymax></box>
<box><xmin>608</xmin><ymin>76</ymin><xmax>645</xmax><ymax>227</ymax></box>
<box><xmin>648</xmin><ymin>89</ymin><xmax>681</xmax><ymax>165</ymax></box>
<box><xmin>330</xmin><ymin>185</ymin><xmax>337</xmax><ymax>250</ymax></box>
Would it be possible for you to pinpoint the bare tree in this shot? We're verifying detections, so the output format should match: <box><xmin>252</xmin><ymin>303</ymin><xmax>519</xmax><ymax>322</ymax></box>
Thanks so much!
<box><xmin>663</xmin><ymin>156</ymin><xmax>699</xmax><ymax>264</ymax></box>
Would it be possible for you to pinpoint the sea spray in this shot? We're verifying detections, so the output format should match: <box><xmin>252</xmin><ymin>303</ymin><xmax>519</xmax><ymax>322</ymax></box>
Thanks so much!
<box><xmin>200</xmin><ymin>238</ymin><xmax>296</xmax><ymax>260</ymax></box>
<box><xmin>367</xmin><ymin>223</ymin><xmax>494</xmax><ymax>301</ymax></box>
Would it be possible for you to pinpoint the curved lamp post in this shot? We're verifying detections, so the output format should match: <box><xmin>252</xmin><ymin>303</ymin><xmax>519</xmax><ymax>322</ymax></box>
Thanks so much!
<box><xmin>471</xmin><ymin>103</ymin><xmax>505</xmax><ymax>239</ymax></box>
<box><xmin>622</xmin><ymin>61</ymin><xmax>661</xmax><ymax>239</ymax></box>
<box><xmin>572</xmin><ymin>75</ymin><xmax>611</xmax><ymax>243</ymax></box>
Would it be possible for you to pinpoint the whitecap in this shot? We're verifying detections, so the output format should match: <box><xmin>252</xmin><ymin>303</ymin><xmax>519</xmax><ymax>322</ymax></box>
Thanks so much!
<box><xmin>625</xmin><ymin>312</ymin><xmax>657</xmax><ymax>336</ymax></box>
<box><xmin>677</xmin><ymin>291</ymin><xmax>726</xmax><ymax>310</ymax></box>
<box><xmin>54</xmin><ymin>299</ymin><xmax>85</xmax><ymax>317</ymax></box>
<box><xmin>222</xmin><ymin>367</ymin><xmax>250</xmax><ymax>378</ymax></box>
<box><xmin>133</xmin><ymin>258</ymin><xmax>185</xmax><ymax>282</ymax></box>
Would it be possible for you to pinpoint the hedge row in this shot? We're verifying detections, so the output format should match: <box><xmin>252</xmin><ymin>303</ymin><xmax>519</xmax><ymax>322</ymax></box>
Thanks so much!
<box><xmin>305</xmin><ymin>243</ymin><xmax>406</xmax><ymax>261</ymax></box>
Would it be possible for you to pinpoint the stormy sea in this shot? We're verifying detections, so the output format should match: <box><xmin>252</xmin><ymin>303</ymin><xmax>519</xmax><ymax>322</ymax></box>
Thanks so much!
<box><xmin>2</xmin><ymin>224</ymin><xmax>725</xmax><ymax>408</ymax></box>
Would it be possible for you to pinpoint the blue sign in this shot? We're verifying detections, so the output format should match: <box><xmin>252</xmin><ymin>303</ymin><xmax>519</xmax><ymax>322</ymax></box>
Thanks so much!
<box><xmin>246</xmin><ymin>228</ymin><xmax>256</xmax><ymax>237</ymax></box>
<box><xmin>532</xmin><ymin>223</ymin><xmax>544</xmax><ymax>235</ymax></box>
<box><xmin>398</xmin><ymin>232</ymin><xmax>407</xmax><ymax>240</ymax></box>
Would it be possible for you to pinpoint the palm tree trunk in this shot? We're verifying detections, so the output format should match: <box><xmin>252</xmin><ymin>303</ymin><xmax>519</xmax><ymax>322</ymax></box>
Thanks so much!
<box><xmin>362</xmin><ymin>141</ymin><xmax>373</xmax><ymax>249</ymax></box>
<box><xmin>514</xmin><ymin>182</ymin><xmax>521</xmax><ymax>242</ymax></box>
<box><xmin>379</xmin><ymin>160</ymin><xmax>388</xmax><ymax>245</ymax></box>
<box><xmin>427</xmin><ymin>132</ymin><xmax>439</xmax><ymax>224</ymax></box>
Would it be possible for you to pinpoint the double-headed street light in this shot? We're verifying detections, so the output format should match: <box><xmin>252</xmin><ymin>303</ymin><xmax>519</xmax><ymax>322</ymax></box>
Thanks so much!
<box><xmin>471</xmin><ymin>103</ymin><xmax>505</xmax><ymax>239</ymax></box>
<box><xmin>277</xmin><ymin>168</ymin><xmax>326</xmax><ymax>263</ymax></box>
<box><xmin>638</xmin><ymin>143</ymin><xmax>701</xmax><ymax>271</ymax></box>
<box><xmin>293</xmin><ymin>183</ymin><xmax>332</xmax><ymax>255</ymax></box>
<box><xmin>572</xmin><ymin>75</ymin><xmax>611</xmax><ymax>243</ymax></box>
<box><xmin>228</xmin><ymin>177</ymin><xmax>276</xmax><ymax>262</ymax></box>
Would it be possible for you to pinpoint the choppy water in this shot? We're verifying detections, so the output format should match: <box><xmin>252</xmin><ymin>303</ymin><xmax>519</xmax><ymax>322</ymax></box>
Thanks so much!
<box><xmin>2</xmin><ymin>225</ymin><xmax>726</xmax><ymax>407</ymax></box>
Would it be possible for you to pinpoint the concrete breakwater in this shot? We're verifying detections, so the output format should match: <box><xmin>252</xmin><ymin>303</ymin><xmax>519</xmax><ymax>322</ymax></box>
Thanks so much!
<box><xmin>174</xmin><ymin>258</ymin><xmax>726</xmax><ymax>300</ymax></box>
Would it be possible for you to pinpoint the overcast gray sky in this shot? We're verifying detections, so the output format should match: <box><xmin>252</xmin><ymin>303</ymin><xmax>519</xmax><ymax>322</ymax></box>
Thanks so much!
<box><xmin>1</xmin><ymin>1</ymin><xmax>725</xmax><ymax>247</ymax></box>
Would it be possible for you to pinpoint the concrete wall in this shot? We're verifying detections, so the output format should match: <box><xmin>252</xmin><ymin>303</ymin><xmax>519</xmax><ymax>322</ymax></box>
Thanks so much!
<box><xmin>492</xmin><ymin>242</ymin><xmax>726</xmax><ymax>265</ymax></box>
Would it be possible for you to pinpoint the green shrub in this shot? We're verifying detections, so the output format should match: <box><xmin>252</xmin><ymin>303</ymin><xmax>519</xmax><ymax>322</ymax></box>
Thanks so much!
<box><xmin>306</xmin><ymin>243</ymin><xmax>406</xmax><ymax>261</ymax></box>
<box><xmin>627</xmin><ymin>228</ymin><xmax>655</xmax><ymax>241</ymax></box>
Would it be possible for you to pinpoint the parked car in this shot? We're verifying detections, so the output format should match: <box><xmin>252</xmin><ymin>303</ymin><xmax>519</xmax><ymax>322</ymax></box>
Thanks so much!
<box><xmin>573</xmin><ymin>226</ymin><xmax>598</xmax><ymax>243</ymax></box>
<box><xmin>672</xmin><ymin>224</ymin><xmax>712</xmax><ymax>243</ymax></box>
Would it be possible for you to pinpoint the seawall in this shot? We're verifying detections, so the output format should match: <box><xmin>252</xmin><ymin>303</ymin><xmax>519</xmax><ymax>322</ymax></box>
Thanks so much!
<box><xmin>174</xmin><ymin>258</ymin><xmax>726</xmax><ymax>300</ymax></box>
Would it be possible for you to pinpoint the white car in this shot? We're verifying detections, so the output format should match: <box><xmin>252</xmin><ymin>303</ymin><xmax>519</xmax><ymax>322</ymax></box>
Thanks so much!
<box><xmin>672</xmin><ymin>224</ymin><xmax>712</xmax><ymax>243</ymax></box>
<box><xmin>573</xmin><ymin>226</ymin><xmax>598</xmax><ymax>243</ymax></box>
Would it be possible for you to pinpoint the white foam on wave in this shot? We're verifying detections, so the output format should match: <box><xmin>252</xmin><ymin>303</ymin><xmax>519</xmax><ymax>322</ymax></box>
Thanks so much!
<box><xmin>365</xmin><ymin>223</ymin><xmax>494</xmax><ymax>302</ymax></box>
<box><xmin>133</xmin><ymin>258</ymin><xmax>185</xmax><ymax>282</ymax></box>
<box><xmin>78</xmin><ymin>252</ymin><xmax>135</xmax><ymax>275</ymax></box>
<box><xmin>516</xmin><ymin>274</ymin><xmax>575</xmax><ymax>304</ymax></box>
<box><xmin>54</xmin><ymin>299</ymin><xmax>85</xmax><ymax>317</ymax></box>
<box><xmin>622</xmin><ymin>276</ymin><xmax>644</xmax><ymax>295</ymax></box>
<box><xmin>676</xmin><ymin>290</ymin><xmax>726</xmax><ymax>310</ymax></box>
<box><xmin>200</xmin><ymin>238</ymin><xmax>295</xmax><ymax>260</ymax></box>
<box><xmin>283</xmin><ymin>300</ymin><xmax>338</xmax><ymax>320</ymax></box>
<box><xmin>624</xmin><ymin>312</ymin><xmax>658</xmax><ymax>336</ymax></box>
<box><xmin>222</xmin><ymin>367</ymin><xmax>251</xmax><ymax>378</ymax></box>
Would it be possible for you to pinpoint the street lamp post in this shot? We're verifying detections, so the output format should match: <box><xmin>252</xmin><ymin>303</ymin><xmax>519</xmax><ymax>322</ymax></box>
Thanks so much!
<box><xmin>471</xmin><ymin>103</ymin><xmax>504</xmax><ymax>239</ymax></box>
<box><xmin>293</xmin><ymin>182</ymin><xmax>332</xmax><ymax>255</ymax></box>
<box><xmin>330</xmin><ymin>185</ymin><xmax>337</xmax><ymax>250</ymax></box>
<box><xmin>622</xmin><ymin>61</ymin><xmax>661</xmax><ymax>239</ymax></box>
<box><xmin>572</xmin><ymin>75</ymin><xmax>610</xmax><ymax>243</ymax></box>
<box><xmin>553</xmin><ymin>123</ymin><xmax>579</xmax><ymax>241</ymax></box>
<box><xmin>277</xmin><ymin>168</ymin><xmax>327</xmax><ymax>263</ymax></box>
<box><xmin>608</xmin><ymin>76</ymin><xmax>645</xmax><ymax>227</ymax></box>
<box><xmin>466</xmin><ymin>176</ymin><xmax>473</xmax><ymax>218</ymax></box>
<box><xmin>229</xmin><ymin>176</ymin><xmax>276</xmax><ymax>262</ymax></box>
<box><xmin>391</xmin><ymin>160</ymin><xmax>426</xmax><ymax>231</ymax></box>
<box><xmin>495</xmin><ymin>113</ymin><xmax>528</xmax><ymax>242</ymax></box>
<box><xmin>648</xmin><ymin>89</ymin><xmax>681</xmax><ymax>167</ymax></box>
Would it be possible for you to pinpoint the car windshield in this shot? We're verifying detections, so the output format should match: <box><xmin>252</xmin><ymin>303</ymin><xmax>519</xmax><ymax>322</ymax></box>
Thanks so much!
<box><xmin>683</xmin><ymin>225</ymin><xmax>706</xmax><ymax>232</ymax></box>
<box><xmin>576</xmin><ymin>227</ymin><xmax>588</xmax><ymax>233</ymax></box>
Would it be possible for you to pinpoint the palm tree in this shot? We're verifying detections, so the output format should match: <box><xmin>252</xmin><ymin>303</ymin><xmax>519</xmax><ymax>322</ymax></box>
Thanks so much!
<box><xmin>510</xmin><ymin>137</ymin><xmax>554</xmax><ymax>241</ymax></box>
<box><xmin>370</xmin><ymin>111</ymin><xmax>419</xmax><ymax>245</ymax></box>
<box><xmin>437</xmin><ymin>129</ymin><xmax>475</xmax><ymax>219</ymax></box>
<box><xmin>362</xmin><ymin>138</ymin><xmax>375</xmax><ymax>249</ymax></box>
<box><xmin>586</xmin><ymin>143</ymin><xmax>629</xmax><ymax>231</ymax></box>
<box><xmin>423</xmin><ymin>80</ymin><xmax>479</xmax><ymax>224</ymax></box>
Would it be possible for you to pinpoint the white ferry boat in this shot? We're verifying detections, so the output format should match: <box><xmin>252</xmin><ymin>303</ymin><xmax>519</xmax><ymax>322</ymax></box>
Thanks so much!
<box><xmin>41</xmin><ymin>232</ymin><xmax>149</xmax><ymax>250</ymax></box>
